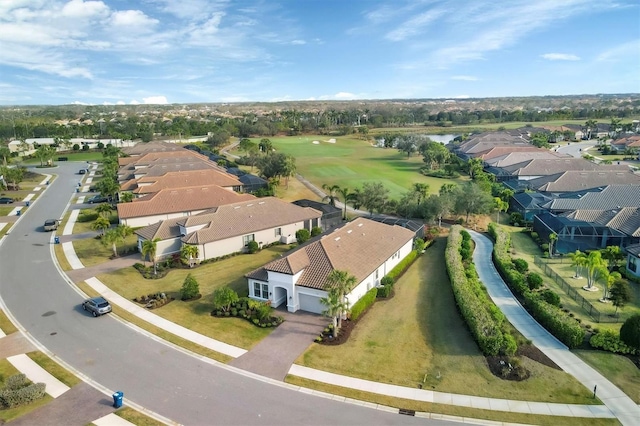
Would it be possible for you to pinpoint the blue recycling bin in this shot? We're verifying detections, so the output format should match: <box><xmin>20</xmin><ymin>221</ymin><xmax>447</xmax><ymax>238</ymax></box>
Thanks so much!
<box><xmin>16</xmin><ymin>209</ymin><xmax>21</xmax><ymax>216</ymax></box>
<box><xmin>46</xmin><ymin>180</ymin><xmax>49</xmax><ymax>185</ymax></box>
<box><xmin>112</xmin><ymin>391</ymin><xmax>123</xmax><ymax>408</ymax></box>
<box><xmin>54</xmin><ymin>236</ymin><xmax>60</xmax><ymax>244</ymax></box>
<box><xmin>76</xmin><ymin>187</ymin><xmax>79</xmax><ymax>193</ymax></box>
<box><xmin>25</xmin><ymin>201</ymin><xmax>30</xmax><ymax>207</ymax></box>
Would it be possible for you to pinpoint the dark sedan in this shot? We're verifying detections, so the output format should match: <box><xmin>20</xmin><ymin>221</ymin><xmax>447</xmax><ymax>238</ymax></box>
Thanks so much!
<box><xmin>0</xmin><ymin>197</ymin><xmax>14</xmax><ymax>204</ymax></box>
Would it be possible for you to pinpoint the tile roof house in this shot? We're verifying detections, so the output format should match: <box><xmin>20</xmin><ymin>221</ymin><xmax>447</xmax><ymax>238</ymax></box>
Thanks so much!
<box><xmin>497</xmin><ymin>158</ymin><xmax>628</xmax><ymax>181</ymax></box>
<box><xmin>245</xmin><ymin>217</ymin><xmax>415</xmax><ymax>314</ymax></box>
<box><xmin>525</xmin><ymin>170</ymin><xmax>640</xmax><ymax>193</ymax></box>
<box><xmin>453</xmin><ymin>132</ymin><xmax>532</xmax><ymax>160</ymax></box>
<box><xmin>119</xmin><ymin>169</ymin><xmax>243</xmax><ymax>195</ymax></box>
<box><xmin>117</xmin><ymin>184</ymin><xmax>255</xmax><ymax>227</ymax></box>
<box><xmin>121</xmin><ymin>141</ymin><xmax>185</xmax><ymax>156</ymax></box>
<box><xmin>118</xmin><ymin>160</ymin><xmax>225</xmax><ymax>182</ymax></box>
<box><xmin>135</xmin><ymin>197</ymin><xmax>322</xmax><ymax>263</ymax></box>
<box><xmin>611</xmin><ymin>135</ymin><xmax>640</xmax><ymax>153</ymax></box>
<box><xmin>540</xmin><ymin>185</ymin><xmax>640</xmax><ymax>213</ymax></box>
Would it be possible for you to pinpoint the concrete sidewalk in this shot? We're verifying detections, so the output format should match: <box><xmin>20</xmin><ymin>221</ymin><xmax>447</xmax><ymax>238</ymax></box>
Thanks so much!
<box><xmin>469</xmin><ymin>230</ymin><xmax>640</xmax><ymax>426</ymax></box>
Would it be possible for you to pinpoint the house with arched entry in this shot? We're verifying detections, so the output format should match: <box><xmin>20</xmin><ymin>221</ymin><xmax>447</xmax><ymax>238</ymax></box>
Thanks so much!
<box><xmin>245</xmin><ymin>217</ymin><xmax>415</xmax><ymax>314</ymax></box>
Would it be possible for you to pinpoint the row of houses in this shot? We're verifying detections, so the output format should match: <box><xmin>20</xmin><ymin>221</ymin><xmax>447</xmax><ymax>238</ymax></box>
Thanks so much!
<box><xmin>115</xmin><ymin>142</ymin><xmax>419</xmax><ymax>314</ymax></box>
<box><xmin>453</xmin><ymin>132</ymin><xmax>640</xmax><ymax>279</ymax></box>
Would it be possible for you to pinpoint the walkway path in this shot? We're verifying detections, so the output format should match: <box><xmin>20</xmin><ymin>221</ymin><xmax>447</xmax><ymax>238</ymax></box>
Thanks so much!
<box><xmin>229</xmin><ymin>310</ymin><xmax>326</xmax><ymax>380</ymax></box>
<box><xmin>469</xmin><ymin>230</ymin><xmax>640</xmax><ymax>426</ymax></box>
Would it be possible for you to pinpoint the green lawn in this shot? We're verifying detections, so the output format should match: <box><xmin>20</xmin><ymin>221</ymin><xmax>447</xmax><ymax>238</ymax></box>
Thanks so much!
<box><xmin>575</xmin><ymin>350</ymin><xmax>640</xmax><ymax>404</ymax></box>
<box><xmin>26</xmin><ymin>352</ymin><xmax>81</xmax><ymax>387</ymax></box>
<box><xmin>96</xmin><ymin>244</ymin><xmax>293</xmax><ymax>349</ymax></box>
<box><xmin>238</xmin><ymin>135</ymin><xmax>468</xmax><ymax>199</ymax></box>
<box><xmin>72</xmin><ymin>234</ymin><xmax>138</xmax><ymax>267</ymax></box>
<box><xmin>0</xmin><ymin>310</ymin><xmax>18</xmax><ymax>334</ymax></box>
<box><xmin>21</xmin><ymin>151</ymin><xmax>104</xmax><ymax>165</ymax></box>
<box><xmin>296</xmin><ymin>236</ymin><xmax>594</xmax><ymax>403</ymax></box>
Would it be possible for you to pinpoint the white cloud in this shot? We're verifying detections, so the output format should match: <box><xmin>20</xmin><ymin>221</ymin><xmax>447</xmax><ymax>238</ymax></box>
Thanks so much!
<box><xmin>110</xmin><ymin>10</ymin><xmax>159</xmax><ymax>28</ymax></box>
<box><xmin>61</xmin><ymin>0</ymin><xmax>109</xmax><ymax>19</ymax></box>
<box><xmin>451</xmin><ymin>75</ymin><xmax>478</xmax><ymax>81</ymax></box>
<box><xmin>385</xmin><ymin>8</ymin><xmax>446</xmax><ymax>42</ymax></box>
<box><xmin>143</xmin><ymin>96</ymin><xmax>168</xmax><ymax>104</ymax></box>
<box><xmin>129</xmin><ymin>100</ymin><xmax>140</xmax><ymax>105</ymax></box>
<box><xmin>290</xmin><ymin>39</ymin><xmax>306</xmax><ymax>45</ymax></box>
<box><xmin>73</xmin><ymin>100</ymin><xmax>89</xmax><ymax>105</ymax></box>
<box><xmin>541</xmin><ymin>53</ymin><xmax>580</xmax><ymax>61</ymax></box>
<box><xmin>319</xmin><ymin>92</ymin><xmax>358</xmax><ymax>100</ymax></box>
<box><xmin>116</xmin><ymin>101</ymin><xmax>125</xmax><ymax>105</ymax></box>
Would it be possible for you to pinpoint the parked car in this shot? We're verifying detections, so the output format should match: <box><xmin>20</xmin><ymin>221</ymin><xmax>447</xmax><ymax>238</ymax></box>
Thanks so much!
<box><xmin>0</xmin><ymin>197</ymin><xmax>14</xmax><ymax>204</ymax></box>
<box><xmin>82</xmin><ymin>297</ymin><xmax>112</xmax><ymax>317</ymax></box>
<box><xmin>86</xmin><ymin>195</ymin><xmax>108</xmax><ymax>204</ymax></box>
<box><xmin>43</xmin><ymin>219</ymin><xmax>59</xmax><ymax>231</ymax></box>
<box><xmin>78</xmin><ymin>169</ymin><xmax>87</xmax><ymax>174</ymax></box>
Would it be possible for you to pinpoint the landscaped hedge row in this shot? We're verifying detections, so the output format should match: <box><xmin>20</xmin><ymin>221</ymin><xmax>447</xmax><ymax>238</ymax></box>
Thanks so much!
<box><xmin>445</xmin><ymin>226</ymin><xmax>506</xmax><ymax>356</ymax></box>
<box><xmin>386</xmin><ymin>249</ymin><xmax>419</xmax><ymax>282</ymax></box>
<box><xmin>488</xmin><ymin>223</ymin><xmax>585</xmax><ymax>348</ymax></box>
<box><xmin>589</xmin><ymin>330</ymin><xmax>637</xmax><ymax>355</ymax></box>
<box><xmin>0</xmin><ymin>374</ymin><xmax>46</xmax><ymax>409</ymax></box>
<box><xmin>350</xmin><ymin>287</ymin><xmax>378</xmax><ymax>321</ymax></box>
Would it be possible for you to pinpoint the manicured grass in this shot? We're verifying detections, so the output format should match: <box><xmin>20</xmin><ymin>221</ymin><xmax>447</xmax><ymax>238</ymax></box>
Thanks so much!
<box><xmin>240</xmin><ymin>135</ymin><xmax>468</xmax><ymax>199</ymax></box>
<box><xmin>21</xmin><ymin>151</ymin><xmax>104</xmax><ymax>165</ymax></box>
<box><xmin>0</xmin><ymin>359</ymin><xmax>54</xmax><ymax>423</ymax></box>
<box><xmin>115</xmin><ymin>407</ymin><xmax>166</xmax><ymax>426</ymax></box>
<box><xmin>73</xmin><ymin>211</ymin><xmax>117</xmax><ymax>235</ymax></box>
<box><xmin>285</xmin><ymin>376</ymin><xmax>617</xmax><ymax>426</ymax></box>
<box><xmin>0</xmin><ymin>207</ymin><xmax>14</xmax><ymax>216</ymax></box>
<box><xmin>72</xmin><ymin>234</ymin><xmax>138</xmax><ymax>267</ymax></box>
<box><xmin>96</xmin><ymin>244</ymin><xmax>293</xmax><ymax>350</ymax></box>
<box><xmin>75</xmin><ymin>281</ymin><xmax>232</xmax><ymax>363</ymax></box>
<box><xmin>275</xmin><ymin>177</ymin><xmax>321</xmax><ymax>202</ymax></box>
<box><xmin>296</xmin><ymin>237</ymin><xmax>594</xmax><ymax>403</ymax></box>
<box><xmin>0</xmin><ymin>309</ymin><xmax>18</xmax><ymax>334</ymax></box>
<box><xmin>575</xmin><ymin>350</ymin><xmax>640</xmax><ymax>404</ymax></box>
<box><xmin>26</xmin><ymin>352</ymin><xmax>81</xmax><ymax>387</ymax></box>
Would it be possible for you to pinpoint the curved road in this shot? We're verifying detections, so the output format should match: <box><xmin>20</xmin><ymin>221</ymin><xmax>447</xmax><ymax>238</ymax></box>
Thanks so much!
<box><xmin>0</xmin><ymin>162</ymin><xmax>438</xmax><ymax>425</ymax></box>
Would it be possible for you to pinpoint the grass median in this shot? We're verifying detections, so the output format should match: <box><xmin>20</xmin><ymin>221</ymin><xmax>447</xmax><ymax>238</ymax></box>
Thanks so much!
<box><xmin>0</xmin><ymin>359</ymin><xmax>53</xmax><ymax>423</ymax></box>
<box><xmin>296</xmin><ymin>236</ymin><xmax>595</xmax><ymax>404</ymax></box>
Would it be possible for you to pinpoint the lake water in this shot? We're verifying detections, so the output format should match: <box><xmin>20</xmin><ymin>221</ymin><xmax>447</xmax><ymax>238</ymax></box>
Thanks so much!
<box><xmin>427</xmin><ymin>134</ymin><xmax>459</xmax><ymax>144</ymax></box>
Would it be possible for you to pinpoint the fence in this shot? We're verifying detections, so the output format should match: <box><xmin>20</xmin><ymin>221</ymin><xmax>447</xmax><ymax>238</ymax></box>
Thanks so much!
<box><xmin>534</xmin><ymin>257</ymin><xmax>617</xmax><ymax>323</ymax></box>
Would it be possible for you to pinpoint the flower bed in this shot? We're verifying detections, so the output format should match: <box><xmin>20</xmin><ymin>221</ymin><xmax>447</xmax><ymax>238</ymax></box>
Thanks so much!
<box><xmin>211</xmin><ymin>298</ymin><xmax>284</xmax><ymax>328</ymax></box>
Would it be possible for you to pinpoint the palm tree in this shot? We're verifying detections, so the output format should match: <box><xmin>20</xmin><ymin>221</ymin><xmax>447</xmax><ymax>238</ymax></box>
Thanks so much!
<box><xmin>585</xmin><ymin>119</ymin><xmax>597</xmax><ymax>140</ymax></box>
<box><xmin>569</xmin><ymin>250</ymin><xmax>587</xmax><ymax>278</ymax></box>
<box><xmin>141</xmin><ymin>238</ymin><xmax>160</xmax><ymax>274</ymax></box>
<box><xmin>95</xmin><ymin>202</ymin><xmax>113</xmax><ymax>218</ymax></box>
<box><xmin>101</xmin><ymin>228</ymin><xmax>120</xmax><ymax>258</ymax></box>
<box><xmin>337</xmin><ymin>186</ymin><xmax>351</xmax><ymax>220</ymax></box>
<box><xmin>602</xmin><ymin>271</ymin><xmax>620</xmax><ymax>302</ymax></box>
<box><xmin>119</xmin><ymin>192</ymin><xmax>134</xmax><ymax>203</ymax></box>
<box><xmin>585</xmin><ymin>251</ymin><xmax>608</xmax><ymax>290</ymax></box>
<box><xmin>601</xmin><ymin>246</ymin><xmax>623</xmax><ymax>272</ymax></box>
<box><xmin>411</xmin><ymin>183</ymin><xmax>429</xmax><ymax>205</ymax></box>
<box><xmin>180</xmin><ymin>244</ymin><xmax>199</xmax><ymax>268</ymax></box>
<box><xmin>347</xmin><ymin>188</ymin><xmax>363</xmax><ymax>211</ymax></box>
<box><xmin>91</xmin><ymin>216</ymin><xmax>110</xmax><ymax>236</ymax></box>
<box><xmin>548</xmin><ymin>233</ymin><xmax>557</xmax><ymax>257</ymax></box>
<box><xmin>320</xmin><ymin>289</ymin><xmax>344</xmax><ymax>338</ymax></box>
<box><xmin>322</xmin><ymin>184</ymin><xmax>340</xmax><ymax>207</ymax></box>
<box><xmin>325</xmin><ymin>269</ymin><xmax>356</xmax><ymax>332</ymax></box>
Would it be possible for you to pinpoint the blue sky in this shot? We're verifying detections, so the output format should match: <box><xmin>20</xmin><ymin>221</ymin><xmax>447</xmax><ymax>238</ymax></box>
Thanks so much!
<box><xmin>1</xmin><ymin>0</ymin><xmax>639</xmax><ymax>105</ymax></box>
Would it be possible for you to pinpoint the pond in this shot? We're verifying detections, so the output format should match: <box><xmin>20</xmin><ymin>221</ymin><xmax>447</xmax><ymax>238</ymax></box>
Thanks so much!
<box><xmin>427</xmin><ymin>134</ymin><xmax>459</xmax><ymax>144</ymax></box>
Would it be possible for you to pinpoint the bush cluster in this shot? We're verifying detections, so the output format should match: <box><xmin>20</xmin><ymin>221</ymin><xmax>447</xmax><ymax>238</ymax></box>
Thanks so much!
<box><xmin>350</xmin><ymin>288</ymin><xmax>378</xmax><ymax>321</ymax></box>
<box><xmin>212</xmin><ymin>297</ymin><xmax>284</xmax><ymax>328</ymax></box>
<box><xmin>445</xmin><ymin>226</ymin><xmax>507</xmax><ymax>356</ymax></box>
<box><xmin>133</xmin><ymin>292</ymin><xmax>173</xmax><ymax>308</ymax></box>
<box><xmin>386</xmin><ymin>250</ymin><xmax>420</xmax><ymax>282</ymax></box>
<box><xmin>488</xmin><ymin>223</ymin><xmax>584</xmax><ymax>348</ymax></box>
<box><xmin>0</xmin><ymin>374</ymin><xmax>46</xmax><ymax>409</ymax></box>
<box><xmin>589</xmin><ymin>331</ymin><xmax>637</xmax><ymax>355</ymax></box>
<box><xmin>77</xmin><ymin>209</ymin><xmax>99</xmax><ymax>222</ymax></box>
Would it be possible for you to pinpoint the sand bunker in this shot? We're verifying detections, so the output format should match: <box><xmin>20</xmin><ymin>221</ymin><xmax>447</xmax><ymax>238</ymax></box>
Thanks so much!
<box><xmin>327</xmin><ymin>138</ymin><xmax>336</xmax><ymax>143</ymax></box>
<box><xmin>312</xmin><ymin>141</ymin><xmax>320</xmax><ymax>144</ymax></box>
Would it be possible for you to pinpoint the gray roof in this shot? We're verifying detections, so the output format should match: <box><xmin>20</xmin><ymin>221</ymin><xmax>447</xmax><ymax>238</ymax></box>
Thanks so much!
<box><xmin>542</xmin><ymin>185</ymin><xmax>640</xmax><ymax>211</ymax></box>
<box><xmin>626</xmin><ymin>243</ymin><xmax>640</xmax><ymax>257</ymax></box>
<box><xmin>485</xmin><ymin>151</ymin><xmax>568</xmax><ymax>168</ymax></box>
<box><xmin>456</xmin><ymin>132</ymin><xmax>531</xmax><ymax>155</ymax></box>
<box><xmin>564</xmin><ymin>207</ymin><xmax>640</xmax><ymax>237</ymax></box>
<box><xmin>511</xmin><ymin>192</ymin><xmax>553</xmax><ymax>210</ymax></box>
<box><xmin>531</xmin><ymin>170</ymin><xmax>640</xmax><ymax>193</ymax></box>
<box><xmin>502</xmin><ymin>158</ymin><xmax>627</xmax><ymax>176</ymax></box>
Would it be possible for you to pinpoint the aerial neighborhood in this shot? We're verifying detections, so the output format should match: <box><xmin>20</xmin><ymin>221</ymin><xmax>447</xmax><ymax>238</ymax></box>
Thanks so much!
<box><xmin>1</xmin><ymin>99</ymin><xmax>640</xmax><ymax>425</ymax></box>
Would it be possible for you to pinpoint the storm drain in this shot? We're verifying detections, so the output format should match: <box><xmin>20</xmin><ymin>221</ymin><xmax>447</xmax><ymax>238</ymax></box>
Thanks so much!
<box><xmin>398</xmin><ymin>408</ymin><xmax>416</xmax><ymax>416</ymax></box>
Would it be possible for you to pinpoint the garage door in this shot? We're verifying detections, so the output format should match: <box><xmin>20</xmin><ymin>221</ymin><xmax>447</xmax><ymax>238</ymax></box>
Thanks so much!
<box><xmin>298</xmin><ymin>293</ymin><xmax>324</xmax><ymax>314</ymax></box>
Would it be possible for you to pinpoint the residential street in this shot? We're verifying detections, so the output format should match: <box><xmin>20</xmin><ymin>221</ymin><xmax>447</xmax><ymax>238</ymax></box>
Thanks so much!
<box><xmin>0</xmin><ymin>162</ymin><xmax>443</xmax><ymax>425</ymax></box>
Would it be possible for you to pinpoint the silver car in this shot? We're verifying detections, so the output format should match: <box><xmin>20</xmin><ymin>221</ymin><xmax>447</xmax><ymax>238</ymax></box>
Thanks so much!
<box><xmin>82</xmin><ymin>297</ymin><xmax>112</xmax><ymax>317</ymax></box>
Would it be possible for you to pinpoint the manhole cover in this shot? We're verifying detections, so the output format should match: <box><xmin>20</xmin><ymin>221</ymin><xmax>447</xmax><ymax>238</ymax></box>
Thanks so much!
<box><xmin>42</xmin><ymin>311</ymin><xmax>56</xmax><ymax>317</ymax></box>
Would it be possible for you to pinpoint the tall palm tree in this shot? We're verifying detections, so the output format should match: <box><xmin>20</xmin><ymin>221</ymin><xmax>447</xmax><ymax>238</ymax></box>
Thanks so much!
<box><xmin>337</xmin><ymin>186</ymin><xmax>351</xmax><ymax>220</ymax></box>
<box><xmin>411</xmin><ymin>183</ymin><xmax>429</xmax><ymax>205</ymax></box>
<box><xmin>320</xmin><ymin>289</ymin><xmax>344</xmax><ymax>338</ymax></box>
<box><xmin>322</xmin><ymin>184</ymin><xmax>340</xmax><ymax>207</ymax></box>
<box><xmin>569</xmin><ymin>250</ymin><xmax>587</xmax><ymax>278</ymax></box>
<box><xmin>347</xmin><ymin>188</ymin><xmax>363</xmax><ymax>211</ymax></box>
<box><xmin>325</xmin><ymin>269</ymin><xmax>357</xmax><ymax>331</ymax></box>
<box><xmin>602</xmin><ymin>271</ymin><xmax>620</xmax><ymax>301</ymax></box>
<box><xmin>141</xmin><ymin>238</ymin><xmax>160</xmax><ymax>274</ymax></box>
<box><xmin>95</xmin><ymin>202</ymin><xmax>113</xmax><ymax>218</ymax></box>
<box><xmin>548</xmin><ymin>233</ymin><xmax>557</xmax><ymax>257</ymax></box>
<box><xmin>585</xmin><ymin>251</ymin><xmax>608</xmax><ymax>290</ymax></box>
<box><xmin>601</xmin><ymin>246</ymin><xmax>623</xmax><ymax>272</ymax></box>
<box><xmin>101</xmin><ymin>228</ymin><xmax>120</xmax><ymax>258</ymax></box>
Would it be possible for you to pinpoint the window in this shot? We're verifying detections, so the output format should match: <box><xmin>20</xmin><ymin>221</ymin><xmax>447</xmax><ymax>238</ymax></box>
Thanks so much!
<box><xmin>275</xmin><ymin>227</ymin><xmax>282</xmax><ymax>237</ymax></box>
<box><xmin>253</xmin><ymin>282</ymin><xmax>269</xmax><ymax>299</ymax></box>
<box><xmin>629</xmin><ymin>256</ymin><xmax>637</xmax><ymax>273</ymax></box>
<box><xmin>243</xmin><ymin>234</ymin><xmax>255</xmax><ymax>246</ymax></box>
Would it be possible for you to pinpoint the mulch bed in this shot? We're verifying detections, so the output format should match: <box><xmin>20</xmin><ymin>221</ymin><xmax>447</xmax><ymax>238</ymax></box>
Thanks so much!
<box><xmin>317</xmin><ymin>319</ymin><xmax>355</xmax><ymax>345</ymax></box>
<box><xmin>485</xmin><ymin>344</ymin><xmax>561</xmax><ymax>381</ymax></box>
<box><xmin>517</xmin><ymin>343</ymin><xmax>561</xmax><ymax>369</ymax></box>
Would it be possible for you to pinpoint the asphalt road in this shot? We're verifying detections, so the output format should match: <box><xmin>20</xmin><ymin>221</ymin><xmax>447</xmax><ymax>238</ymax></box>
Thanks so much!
<box><xmin>0</xmin><ymin>162</ymin><xmax>445</xmax><ymax>425</ymax></box>
<box><xmin>555</xmin><ymin>139</ymin><xmax>598</xmax><ymax>158</ymax></box>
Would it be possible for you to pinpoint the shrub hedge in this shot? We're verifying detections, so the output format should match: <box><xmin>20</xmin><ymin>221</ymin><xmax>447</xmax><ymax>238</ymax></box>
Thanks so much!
<box><xmin>386</xmin><ymin>250</ymin><xmax>418</xmax><ymax>282</ymax></box>
<box><xmin>0</xmin><ymin>374</ymin><xmax>46</xmax><ymax>409</ymax></box>
<box><xmin>488</xmin><ymin>223</ymin><xmax>584</xmax><ymax>348</ymax></box>
<box><xmin>350</xmin><ymin>288</ymin><xmax>377</xmax><ymax>321</ymax></box>
<box><xmin>590</xmin><ymin>331</ymin><xmax>637</xmax><ymax>355</ymax></box>
<box><xmin>445</xmin><ymin>226</ymin><xmax>505</xmax><ymax>356</ymax></box>
<box><xmin>376</xmin><ymin>285</ymin><xmax>392</xmax><ymax>298</ymax></box>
